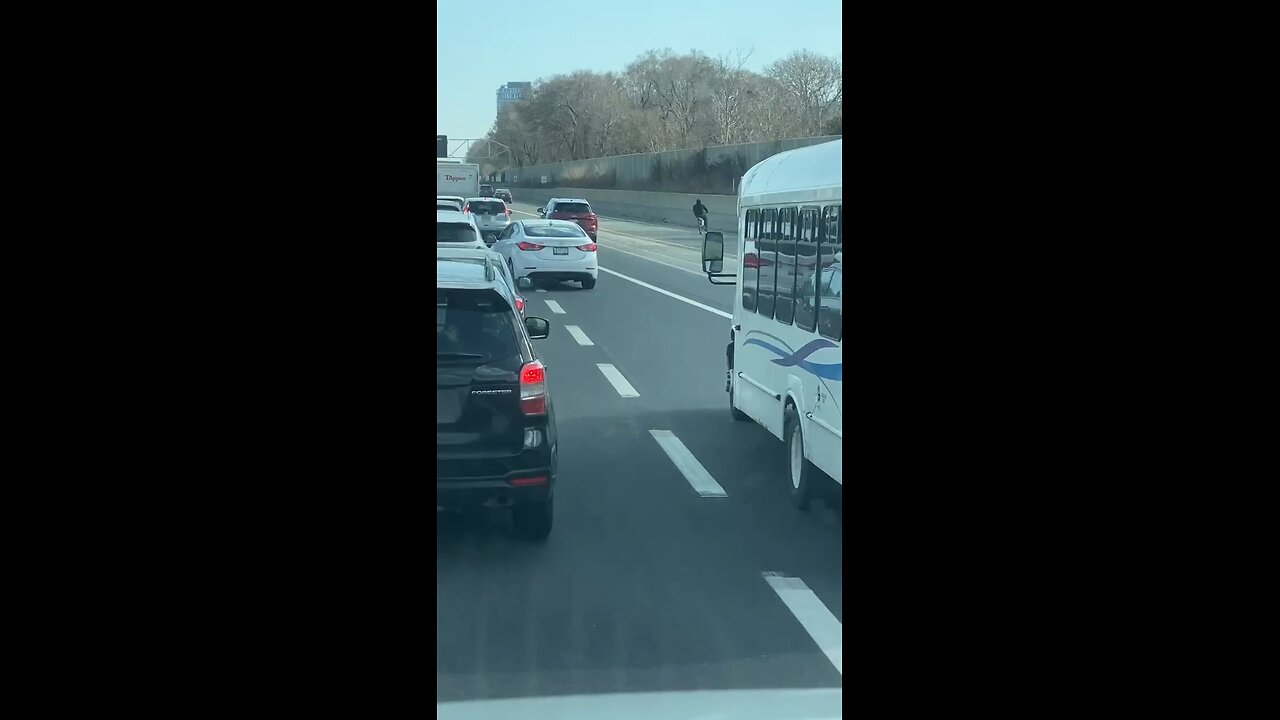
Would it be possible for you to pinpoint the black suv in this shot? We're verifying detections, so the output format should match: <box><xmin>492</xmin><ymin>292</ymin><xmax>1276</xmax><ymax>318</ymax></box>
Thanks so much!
<box><xmin>437</xmin><ymin>261</ymin><xmax>556</xmax><ymax>539</ymax></box>
<box><xmin>478</xmin><ymin>184</ymin><xmax>495</xmax><ymax>197</ymax></box>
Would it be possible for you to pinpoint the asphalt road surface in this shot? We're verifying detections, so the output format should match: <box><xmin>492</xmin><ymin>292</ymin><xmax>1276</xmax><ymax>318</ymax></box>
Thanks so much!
<box><xmin>437</xmin><ymin>203</ymin><xmax>843</xmax><ymax>706</ymax></box>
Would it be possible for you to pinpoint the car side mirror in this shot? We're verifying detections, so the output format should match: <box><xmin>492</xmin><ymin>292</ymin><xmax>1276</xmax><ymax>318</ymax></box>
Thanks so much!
<box><xmin>525</xmin><ymin>316</ymin><xmax>550</xmax><ymax>339</ymax></box>
<box><xmin>702</xmin><ymin>231</ymin><xmax>725</xmax><ymax>274</ymax></box>
<box><xmin>516</xmin><ymin>277</ymin><xmax>533</xmax><ymax>291</ymax></box>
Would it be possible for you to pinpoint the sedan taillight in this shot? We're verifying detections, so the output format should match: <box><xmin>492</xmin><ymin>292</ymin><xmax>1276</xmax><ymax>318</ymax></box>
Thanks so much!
<box><xmin>577</xmin><ymin>243</ymin><xmax>597</xmax><ymax>252</ymax></box>
<box><xmin>517</xmin><ymin>242</ymin><xmax>544</xmax><ymax>251</ymax></box>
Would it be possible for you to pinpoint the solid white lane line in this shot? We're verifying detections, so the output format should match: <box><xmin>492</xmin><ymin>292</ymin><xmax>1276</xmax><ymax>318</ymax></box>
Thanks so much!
<box><xmin>596</xmin><ymin>363</ymin><xmax>639</xmax><ymax>397</ymax></box>
<box><xmin>762</xmin><ymin>573</ymin><xmax>842</xmax><ymax>675</ymax></box>
<box><xmin>648</xmin><ymin>430</ymin><xmax>728</xmax><ymax>498</ymax></box>
<box><xmin>545</xmin><ymin>300</ymin><xmax>566</xmax><ymax>314</ymax></box>
<box><xmin>598</xmin><ymin>244</ymin><xmax>712</xmax><ymax>277</ymax></box>
<box><xmin>564</xmin><ymin>325</ymin><xmax>594</xmax><ymax>345</ymax></box>
<box><xmin>598</xmin><ymin>267</ymin><xmax>733</xmax><ymax>319</ymax></box>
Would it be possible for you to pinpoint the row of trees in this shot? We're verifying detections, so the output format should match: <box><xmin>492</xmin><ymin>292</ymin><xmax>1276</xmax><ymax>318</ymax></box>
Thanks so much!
<box><xmin>468</xmin><ymin>48</ymin><xmax>841</xmax><ymax>170</ymax></box>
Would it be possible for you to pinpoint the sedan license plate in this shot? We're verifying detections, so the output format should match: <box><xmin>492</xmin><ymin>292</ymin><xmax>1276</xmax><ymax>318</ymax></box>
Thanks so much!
<box><xmin>553</xmin><ymin>247</ymin><xmax>569</xmax><ymax>255</ymax></box>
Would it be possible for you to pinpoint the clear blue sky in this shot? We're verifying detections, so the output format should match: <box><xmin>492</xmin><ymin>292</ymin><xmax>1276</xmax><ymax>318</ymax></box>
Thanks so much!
<box><xmin>436</xmin><ymin>0</ymin><xmax>842</xmax><ymax>150</ymax></box>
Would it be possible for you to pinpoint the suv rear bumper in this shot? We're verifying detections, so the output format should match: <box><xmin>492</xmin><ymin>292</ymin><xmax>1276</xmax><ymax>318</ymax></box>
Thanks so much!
<box><xmin>437</xmin><ymin>469</ymin><xmax>554</xmax><ymax>508</ymax></box>
<box><xmin>437</xmin><ymin>447</ymin><xmax>555</xmax><ymax>509</ymax></box>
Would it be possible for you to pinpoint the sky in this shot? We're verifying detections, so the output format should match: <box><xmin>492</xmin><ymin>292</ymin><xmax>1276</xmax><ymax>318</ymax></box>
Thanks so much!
<box><xmin>436</xmin><ymin>0</ymin><xmax>842</xmax><ymax>155</ymax></box>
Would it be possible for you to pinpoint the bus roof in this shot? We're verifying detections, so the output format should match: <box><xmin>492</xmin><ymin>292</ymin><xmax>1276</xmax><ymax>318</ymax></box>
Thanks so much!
<box><xmin>738</xmin><ymin>140</ymin><xmax>842</xmax><ymax>207</ymax></box>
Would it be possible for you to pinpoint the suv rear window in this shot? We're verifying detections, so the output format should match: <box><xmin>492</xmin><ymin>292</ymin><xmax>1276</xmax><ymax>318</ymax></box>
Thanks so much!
<box><xmin>467</xmin><ymin>200</ymin><xmax>506</xmax><ymax>215</ymax></box>
<box><xmin>479</xmin><ymin>185</ymin><xmax>494</xmax><ymax>192</ymax></box>
<box><xmin>552</xmin><ymin>202</ymin><xmax>591</xmax><ymax>214</ymax></box>
<box><xmin>524</xmin><ymin>224</ymin><xmax>586</xmax><ymax>238</ymax></box>
<box><xmin>438</xmin><ymin>222</ymin><xmax>478</xmax><ymax>243</ymax></box>
<box><xmin>437</xmin><ymin>289</ymin><xmax>520</xmax><ymax>362</ymax></box>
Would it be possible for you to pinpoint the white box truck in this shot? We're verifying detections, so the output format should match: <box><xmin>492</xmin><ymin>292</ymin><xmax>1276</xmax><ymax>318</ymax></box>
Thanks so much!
<box><xmin>437</xmin><ymin>161</ymin><xmax>479</xmax><ymax>197</ymax></box>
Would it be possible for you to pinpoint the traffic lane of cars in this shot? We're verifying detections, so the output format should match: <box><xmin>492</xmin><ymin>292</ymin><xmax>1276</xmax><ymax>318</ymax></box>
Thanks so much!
<box><xmin>523</xmin><ymin>261</ymin><xmax>843</xmax><ymax>621</ymax></box>
<box><xmin>438</xmin><ymin>301</ymin><xmax>842</xmax><ymax>703</ymax></box>
<box><xmin>508</xmin><ymin>203</ymin><xmax>732</xmax><ymax>259</ymax></box>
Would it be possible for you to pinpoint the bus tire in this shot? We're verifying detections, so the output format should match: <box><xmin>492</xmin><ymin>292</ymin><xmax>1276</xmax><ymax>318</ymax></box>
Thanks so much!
<box><xmin>784</xmin><ymin>404</ymin><xmax>816</xmax><ymax>510</ymax></box>
<box><xmin>729</xmin><ymin>381</ymin><xmax>750</xmax><ymax>421</ymax></box>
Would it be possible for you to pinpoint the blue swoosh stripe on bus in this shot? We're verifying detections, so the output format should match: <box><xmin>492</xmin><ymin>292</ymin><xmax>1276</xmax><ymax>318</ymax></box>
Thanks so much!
<box><xmin>743</xmin><ymin>338</ymin><xmax>843</xmax><ymax>381</ymax></box>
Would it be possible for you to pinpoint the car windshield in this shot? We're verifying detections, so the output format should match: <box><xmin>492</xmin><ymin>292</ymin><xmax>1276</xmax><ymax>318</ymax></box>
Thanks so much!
<box><xmin>523</xmin><ymin>224</ymin><xmax>586</xmax><ymax>238</ymax></box>
<box><xmin>437</xmin><ymin>222</ymin><xmax>477</xmax><ymax>243</ymax></box>
<box><xmin>467</xmin><ymin>201</ymin><xmax>505</xmax><ymax>215</ymax></box>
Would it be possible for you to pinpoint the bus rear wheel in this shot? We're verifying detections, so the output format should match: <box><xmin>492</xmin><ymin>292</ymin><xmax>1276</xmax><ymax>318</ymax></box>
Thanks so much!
<box><xmin>784</xmin><ymin>404</ymin><xmax>816</xmax><ymax>510</ymax></box>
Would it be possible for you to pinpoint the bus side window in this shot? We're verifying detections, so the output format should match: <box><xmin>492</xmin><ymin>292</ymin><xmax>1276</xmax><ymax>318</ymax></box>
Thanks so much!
<box><xmin>818</xmin><ymin>205</ymin><xmax>842</xmax><ymax>341</ymax></box>
<box><xmin>757</xmin><ymin>208</ymin><xmax>778</xmax><ymax>319</ymax></box>
<box><xmin>794</xmin><ymin>208</ymin><xmax>820</xmax><ymax>332</ymax></box>
<box><xmin>774</xmin><ymin>207</ymin><xmax>797</xmax><ymax>325</ymax></box>
<box><xmin>742</xmin><ymin>209</ymin><xmax>758</xmax><ymax>312</ymax></box>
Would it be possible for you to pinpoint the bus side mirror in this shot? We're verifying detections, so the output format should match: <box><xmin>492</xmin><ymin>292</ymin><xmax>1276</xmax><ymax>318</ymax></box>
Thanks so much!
<box><xmin>703</xmin><ymin>231</ymin><xmax>724</xmax><ymax>274</ymax></box>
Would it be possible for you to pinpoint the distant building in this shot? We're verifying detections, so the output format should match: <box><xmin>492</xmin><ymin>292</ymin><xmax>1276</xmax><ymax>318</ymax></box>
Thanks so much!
<box><xmin>496</xmin><ymin>82</ymin><xmax>532</xmax><ymax>118</ymax></box>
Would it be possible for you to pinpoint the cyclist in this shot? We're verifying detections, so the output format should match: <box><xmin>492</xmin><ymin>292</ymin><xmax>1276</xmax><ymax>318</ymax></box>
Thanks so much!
<box><xmin>693</xmin><ymin>199</ymin><xmax>709</xmax><ymax>233</ymax></box>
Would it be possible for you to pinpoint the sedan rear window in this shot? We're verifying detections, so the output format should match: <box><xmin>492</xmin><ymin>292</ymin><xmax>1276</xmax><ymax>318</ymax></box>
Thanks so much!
<box><xmin>438</xmin><ymin>222</ymin><xmax>478</xmax><ymax>243</ymax></box>
<box><xmin>552</xmin><ymin>202</ymin><xmax>591</xmax><ymax>214</ymax></box>
<box><xmin>467</xmin><ymin>201</ymin><xmax>506</xmax><ymax>215</ymax></box>
<box><xmin>523</xmin><ymin>224</ymin><xmax>587</xmax><ymax>238</ymax></box>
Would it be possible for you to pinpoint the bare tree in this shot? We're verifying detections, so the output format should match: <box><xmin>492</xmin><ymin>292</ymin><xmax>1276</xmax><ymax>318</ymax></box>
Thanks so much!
<box><xmin>480</xmin><ymin>48</ymin><xmax>841</xmax><ymax>167</ymax></box>
<box><xmin>704</xmin><ymin>47</ymin><xmax>756</xmax><ymax>145</ymax></box>
<box><xmin>764</xmin><ymin>50</ymin><xmax>843</xmax><ymax>137</ymax></box>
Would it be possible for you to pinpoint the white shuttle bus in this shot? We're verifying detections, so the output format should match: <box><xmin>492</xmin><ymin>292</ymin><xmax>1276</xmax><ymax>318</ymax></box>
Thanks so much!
<box><xmin>702</xmin><ymin>139</ymin><xmax>842</xmax><ymax>507</ymax></box>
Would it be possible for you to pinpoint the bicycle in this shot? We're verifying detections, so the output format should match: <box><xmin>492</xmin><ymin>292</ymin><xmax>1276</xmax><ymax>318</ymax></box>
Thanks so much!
<box><xmin>697</xmin><ymin>215</ymin><xmax>708</xmax><ymax>234</ymax></box>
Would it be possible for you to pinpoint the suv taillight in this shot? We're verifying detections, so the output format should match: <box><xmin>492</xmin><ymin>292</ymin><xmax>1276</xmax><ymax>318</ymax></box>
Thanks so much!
<box><xmin>514</xmin><ymin>297</ymin><xmax>525</xmax><ymax>313</ymax></box>
<box><xmin>520</xmin><ymin>360</ymin><xmax>547</xmax><ymax>415</ymax></box>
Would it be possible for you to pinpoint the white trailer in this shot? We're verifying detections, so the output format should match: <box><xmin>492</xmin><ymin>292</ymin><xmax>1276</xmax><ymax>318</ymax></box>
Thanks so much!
<box><xmin>437</xmin><ymin>161</ymin><xmax>479</xmax><ymax>197</ymax></box>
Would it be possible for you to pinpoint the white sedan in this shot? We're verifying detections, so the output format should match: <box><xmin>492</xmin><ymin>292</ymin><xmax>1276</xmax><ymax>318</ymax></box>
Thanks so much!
<box><xmin>492</xmin><ymin>219</ymin><xmax>598</xmax><ymax>289</ymax></box>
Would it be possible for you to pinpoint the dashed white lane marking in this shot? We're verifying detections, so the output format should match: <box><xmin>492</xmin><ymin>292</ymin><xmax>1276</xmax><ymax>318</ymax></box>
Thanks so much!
<box><xmin>545</xmin><ymin>300</ymin><xmax>565</xmax><ymax>314</ymax></box>
<box><xmin>598</xmin><ymin>267</ymin><xmax>733</xmax><ymax>319</ymax></box>
<box><xmin>564</xmin><ymin>325</ymin><xmax>594</xmax><ymax>345</ymax></box>
<box><xmin>762</xmin><ymin>573</ymin><xmax>842</xmax><ymax>675</ymax></box>
<box><xmin>535</xmin><ymin>288</ymin><xmax>547</xmax><ymax>293</ymax></box>
<box><xmin>596</xmin><ymin>363</ymin><xmax>639</xmax><ymax>397</ymax></box>
<box><xmin>648</xmin><ymin>430</ymin><xmax>728</xmax><ymax>498</ymax></box>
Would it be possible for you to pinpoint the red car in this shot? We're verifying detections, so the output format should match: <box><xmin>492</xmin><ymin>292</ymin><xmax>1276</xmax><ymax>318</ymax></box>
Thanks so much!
<box><xmin>537</xmin><ymin>198</ymin><xmax>597</xmax><ymax>241</ymax></box>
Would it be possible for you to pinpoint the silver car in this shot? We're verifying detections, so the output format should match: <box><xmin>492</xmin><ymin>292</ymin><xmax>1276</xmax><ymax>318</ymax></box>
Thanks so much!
<box><xmin>462</xmin><ymin>197</ymin><xmax>511</xmax><ymax>244</ymax></box>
